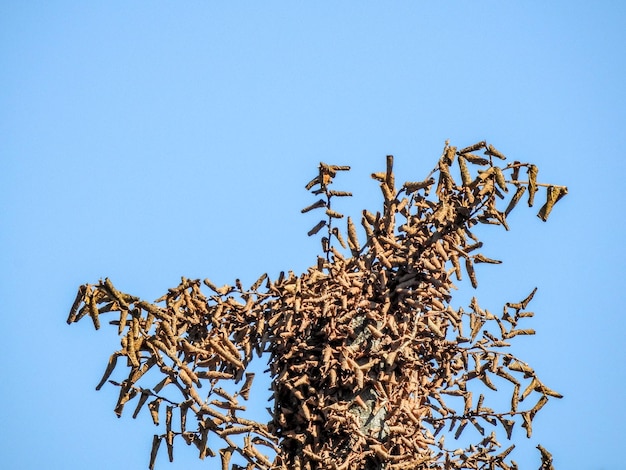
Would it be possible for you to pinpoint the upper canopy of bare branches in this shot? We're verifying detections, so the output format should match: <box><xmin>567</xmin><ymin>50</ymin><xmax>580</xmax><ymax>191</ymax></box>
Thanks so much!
<box><xmin>68</xmin><ymin>141</ymin><xmax>566</xmax><ymax>470</ymax></box>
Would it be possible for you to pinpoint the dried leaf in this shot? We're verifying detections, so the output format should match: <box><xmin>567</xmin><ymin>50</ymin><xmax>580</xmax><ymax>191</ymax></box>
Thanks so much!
<box><xmin>239</xmin><ymin>372</ymin><xmax>255</xmax><ymax>401</ymax></box>
<box><xmin>332</xmin><ymin>227</ymin><xmax>347</xmax><ymax>249</ymax></box>
<box><xmin>493</xmin><ymin>166</ymin><xmax>508</xmax><ymax>191</ymax></box>
<box><xmin>537</xmin><ymin>185</ymin><xmax>568</xmax><ymax>221</ymax></box>
<box><xmin>527</xmin><ymin>165</ymin><xmax>538</xmax><ymax>206</ymax></box>
<box><xmin>458</xmin><ymin>156</ymin><xmax>472</xmax><ymax>186</ymax></box>
<box><xmin>463</xmin><ymin>153</ymin><xmax>490</xmax><ymax>165</ymax></box>
<box><xmin>499</xmin><ymin>417</ymin><xmax>515</xmax><ymax>440</ymax></box>
<box><xmin>328</xmin><ymin>190</ymin><xmax>352</xmax><ymax>197</ymax></box>
<box><xmin>301</xmin><ymin>199</ymin><xmax>326</xmax><ymax>214</ymax></box>
<box><xmin>149</xmin><ymin>435</ymin><xmax>162</xmax><ymax>470</ymax></box>
<box><xmin>307</xmin><ymin>220</ymin><xmax>326</xmax><ymax>236</ymax></box>
<box><xmin>67</xmin><ymin>285</ymin><xmax>86</xmax><ymax>324</ymax></box>
<box><xmin>458</xmin><ymin>141</ymin><xmax>486</xmax><ymax>154</ymax></box>
<box><xmin>220</xmin><ymin>447</ymin><xmax>234</xmax><ymax>470</ymax></box>
<box><xmin>346</xmin><ymin>216</ymin><xmax>360</xmax><ymax>252</ymax></box>
<box><xmin>520</xmin><ymin>287</ymin><xmax>537</xmax><ymax>309</ymax></box>
<box><xmin>509</xmin><ymin>360</ymin><xmax>534</xmax><ymax>375</ymax></box>
<box><xmin>88</xmin><ymin>292</ymin><xmax>100</xmax><ymax>330</ymax></box>
<box><xmin>132</xmin><ymin>389</ymin><xmax>151</xmax><ymax>419</ymax></box>
<box><xmin>504</xmin><ymin>185</ymin><xmax>526</xmax><ymax>216</ymax></box>
<box><xmin>497</xmin><ymin>444</ymin><xmax>515</xmax><ymax>460</ymax></box>
<box><xmin>325</xmin><ymin>209</ymin><xmax>344</xmax><ymax>219</ymax></box>
<box><xmin>537</xmin><ymin>444</ymin><xmax>554</xmax><ymax>470</ymax></box>
<box><xmin>96</xmin><ymin>353</ymin><xmax>120</xmax><ymax>391</ymax></box>
<box><xmin>148</xmin><ymin>399</ymin><xmax>161</xmax><ymax>426</ymax></box>
<box><xmin>166</xmin><ymin>406</ymin><xmax>174</xmax><ymax>461</ymax></box>
<box><xmin>465</xmin><ymin>258</ymin><xmax>478</xmax><ymax>288</ymax></box>
<box><xmin>485</xmin><ymin>144</ymin><xmax>506</xmax><ymax>160</ymax></box>
<box><xmin>403</xmin><ymin>178</ymin><xmax>435</xmax><ymax>194</ymax></box>
<box><xmin>521</xmin><ymin>411</ymin><xmax>533</xmax><ymax>438</ymax></box>
<box><xmin>511</xmin><ymin>383</ymin><xmax>520</xmax><ymax>412</ymax></box>
<box><xmin>473</xmin><ymin>254</ymin><xmax>502</xmax><ymax>264</ymax></box>
<box><xmin>305</xmin><ymin>175</ymin><xmax>321</xmax><ymax>191</ymax></box>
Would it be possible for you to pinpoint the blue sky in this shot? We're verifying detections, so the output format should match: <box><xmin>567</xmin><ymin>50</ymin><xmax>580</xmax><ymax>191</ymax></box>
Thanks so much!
<box><xmin>1</xmin><ymin>2</ymin><xmax>625</xmax><ymax>469</ymax></box>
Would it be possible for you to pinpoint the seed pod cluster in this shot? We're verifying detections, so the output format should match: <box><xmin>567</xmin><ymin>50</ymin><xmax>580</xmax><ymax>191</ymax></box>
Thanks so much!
<box><xmin>68</xmin><ymin>141</ymin><xmax>566</xmax><ymax>469</ymax></box>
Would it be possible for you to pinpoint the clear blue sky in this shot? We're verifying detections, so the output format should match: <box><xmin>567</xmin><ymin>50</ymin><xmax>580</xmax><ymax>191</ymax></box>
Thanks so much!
<box><xmin>1</xmin><ymin>2</ymin><xmax>624</xmax><ymax>469</ymax></box>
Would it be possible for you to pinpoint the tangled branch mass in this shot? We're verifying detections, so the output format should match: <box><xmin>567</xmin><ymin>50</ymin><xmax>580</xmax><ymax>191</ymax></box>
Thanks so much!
<box><xmin>68</xmin><ymin>141</ymin><xmax>566</xmax><ymax>470</ymax></box>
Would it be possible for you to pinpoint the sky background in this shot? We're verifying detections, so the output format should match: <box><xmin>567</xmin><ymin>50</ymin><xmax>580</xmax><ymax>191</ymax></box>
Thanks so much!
<box><xmin>1</xmin><ymin>2</ymin><xmax>625</xmax><ymax>469</ymax></box>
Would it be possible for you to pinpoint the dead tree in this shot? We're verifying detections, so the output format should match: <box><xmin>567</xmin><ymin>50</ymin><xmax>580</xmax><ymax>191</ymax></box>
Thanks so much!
<box><xmin>67</xmin><ymin>141</ymin><xmax>566</xmax><ymax>469</ymax></box>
